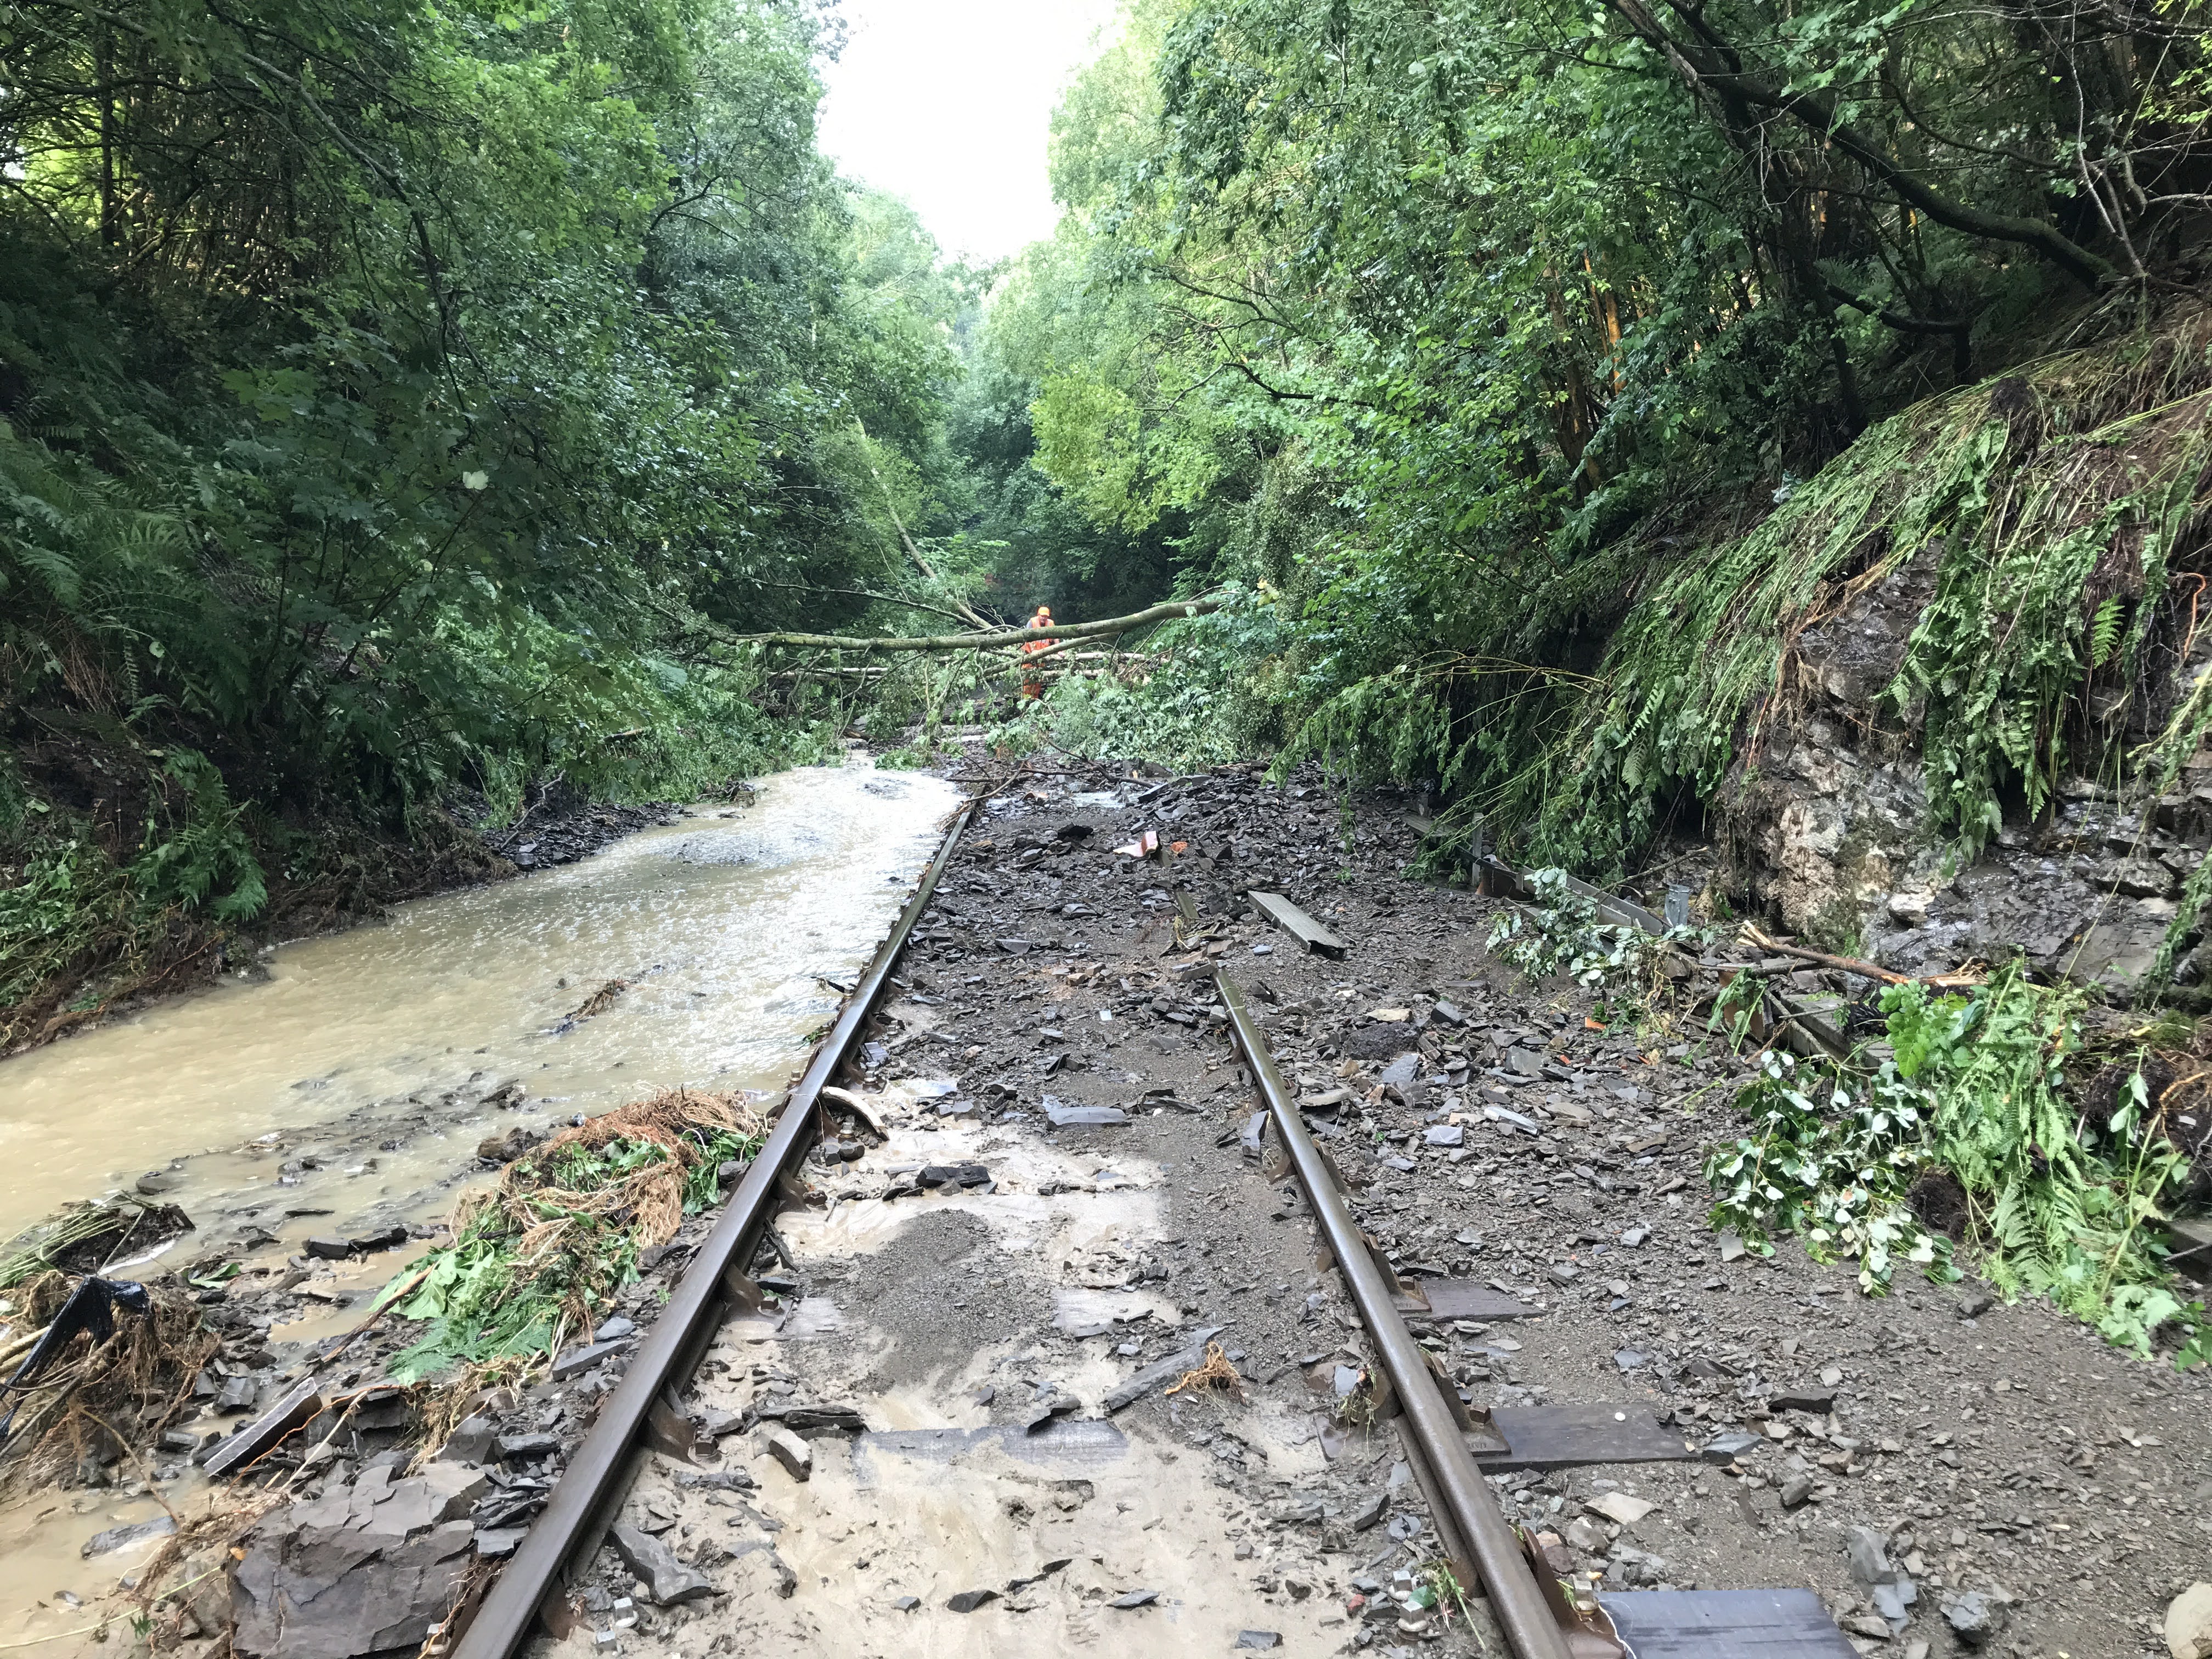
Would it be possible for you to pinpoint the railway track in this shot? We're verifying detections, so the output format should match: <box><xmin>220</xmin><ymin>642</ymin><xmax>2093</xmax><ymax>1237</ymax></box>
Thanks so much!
<box><xmin>414</xmin><ymin>792</ymin><xmax>1871</xmax><ymax>1659</ymax></box>
<box><xmin>449</xmin><ymin>802</ymin><xmax>978</xmax><ymax>1659</ymax></box>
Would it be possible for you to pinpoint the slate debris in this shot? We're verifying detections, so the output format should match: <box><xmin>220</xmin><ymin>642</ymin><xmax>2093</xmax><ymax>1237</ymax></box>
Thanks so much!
<box><xmin>765</xmin><ymin>1427</ymin><xmax>812</xmax><ymax>1481</ymax></box>
<box><xmin>1043</xmin><ymin>1094</ymin><xmax>1129</xmax><ymax>1127</ymax></box>
<box><xmin>197</xmin><ymin>764</ymin><xmax>2210</xmax><ymax>1657</ymax></box>
<box><xmin>549</xmin><ymin>1338</ymin><xmax>629</xmax><ymax>1379</ymax></box>
<box><xmin>230</xmin><ymin>1466</ymin><xmax>494</xmax><ymax>1659</ymax></box>
<box><xmin>1942</xmin><ymin>1589</ymin><xmax>2003</xmax><ymax>1645</ymax></box>
<box><xmin>609</xmin><ymin>1522</ymin><xmax>714</xmax><ymax>1606</ymax></box>
<box><xmin>82</xmin><ymin>1514</ymin><xmax>176</xmax><ymax>1558</ymax></box>
<box><xmin>918</xmin><ymin>1163</ymin><xmax>992</xmax><ymax>1189</ymax></box>
<box><xmin>1103</xmin><ymin>1327</ymin><xmax>1224</xmax><ymax>1413</ymax></box>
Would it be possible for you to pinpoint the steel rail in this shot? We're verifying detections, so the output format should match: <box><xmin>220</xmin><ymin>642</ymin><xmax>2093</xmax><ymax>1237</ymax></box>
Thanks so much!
<box><xmin>1216</xmin><ymin>972</ymin><xmax>1573</xmax><ymax>1659</ymax></box>
<box><xmin>452</xmin><ymin>800</ymin><xmax>975</xmax><ymax>1659</ymax></box>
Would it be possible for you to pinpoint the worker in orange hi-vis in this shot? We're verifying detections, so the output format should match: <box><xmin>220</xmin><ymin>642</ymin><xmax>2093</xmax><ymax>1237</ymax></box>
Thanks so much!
<box><xmin>1020</xmin><ymin>604</ymin><xmax>1053</xmax><ymax>699</ymax></box>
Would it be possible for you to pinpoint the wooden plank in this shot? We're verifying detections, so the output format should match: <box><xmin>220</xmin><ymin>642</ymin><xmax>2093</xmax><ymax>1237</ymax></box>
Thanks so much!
<box><xmin>1394</xmin><ymin>1279</ymin><xmax>1537</xmax><ymax>1323</ymax></box>
<box><xmin>1467</xmin><ymin>1403</ymin><xmax>1693</xmax><ymax>1470</ymax></box>
<box><xmin>1246</xmin><ymin>890</ymin><xmax>1347</xmax><ymax>957</ymax></box>
<box><xmin>1598</xmin><ymin>1589</ymin><xmax>1859</xmax><ymax>1657</ymax></box>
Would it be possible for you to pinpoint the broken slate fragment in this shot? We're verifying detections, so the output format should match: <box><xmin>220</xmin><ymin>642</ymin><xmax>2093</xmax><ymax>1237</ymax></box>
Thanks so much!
<box><xmin>1423</xmin><ymin>1125</ymin><xmax>1463</xmax><ymax>1147</ymax></box>
<box><xmin>1237</xmin><ymin>1633</ymin><xmax>1283</xmax><ymax>1650</ymax></box>
<box><xmin>496</xmin><ymin>1432</ymin><xmax>560</xmax><ymax>1462</ymax></box>
<box><xmin>765</xmin><ymin>1427</ymin><xmax>812</xmax><ymax>1481</ymax></box>
<box><xmin>1768</xmin><ymin>1388</ymin><xmax>1837</xmax><ymax>1415</ymax></box>
<box><xmin>918</xmin><ymin>1164</ymin><xmax>992</xmax><ymax>1189</ymax></box>
<box><xmin>948</xmin><ymin>1588</ymin><xmax>1000</xmax><ymax>1612</ymax></box>
<box><xmin>1022</xmin><ymin>1396</ymin><xmax>1079</xmax><ymax>1433</ymax></box>
<box><xmin>1587</xmin><ymin>1492</ymin><xmax>1655</xmax><ymax>1526</ymax></box>
<box><xmin>304</xmin><ymin>1237</ymin><xmax>353</xmax><ymax>1260</ymax></box>
<box><xmin>1103</xmin><ymin>1327</ymin><xmax>1223</xmax><ymax>1413</ymax></box>
<box><xmin>1942</xmin><ymin>1590</ymin><xmax>2003</xmax><ymax>1646</ymax></box>
<box><xmin>549</xmin><ymin>1338</ymin><xmax>627</xmax><ymax>1380</ymax></box>
<box><xmin>232</xmin><ymin>1517</ymin><xmax>475</xmax><ymax>1659</ymax></box>
<box><xmin>1110</xmin><ymin>1589</ymin><xmax>1160</xmax><ymax>1609</ymax></box>
<box><xmin>438</xmin><ymin>1414</ymin><xmax>496</xmax><ymax>1465</ymax></box>
<box><xmin>609</xmin><ymin>1522</ymin><xmax>714</xmax><ymax>1606</ymax></box>
<box><xmin>1043</xmin><ymin>1096</ymin><xmax>1128</xmax><ymax>1127</ymax></box>
<box><xmin>81</xmin><ymin>1514</ymin><xmax>176</xmax><ymax>1558</ymax></box>
<box><xmin>1700</xmin><ymin>1431</ymin><xmax>1762</xmax><ymax>1464</ymax></box>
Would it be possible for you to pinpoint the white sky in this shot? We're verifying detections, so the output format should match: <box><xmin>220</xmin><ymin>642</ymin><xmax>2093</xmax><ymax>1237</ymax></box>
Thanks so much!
<box><xmin>816</xmin><ymin>0</ymin><xmax>1122</xmax><ymax>263</ymax></box>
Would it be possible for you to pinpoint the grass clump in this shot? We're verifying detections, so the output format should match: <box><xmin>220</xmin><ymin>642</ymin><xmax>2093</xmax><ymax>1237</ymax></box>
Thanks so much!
<box><xmin>1706</xmin><ymin>963</ymin><xmax>2207</xmax><ymax>1364</ymax></box>
<box><xmin>380</xmin><ymin>1089</ymin><xmax>765</xmax><ymax>1382</ymax></box>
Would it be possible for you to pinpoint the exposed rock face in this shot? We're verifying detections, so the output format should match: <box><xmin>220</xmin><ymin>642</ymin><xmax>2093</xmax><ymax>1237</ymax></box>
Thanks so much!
<box><xmin>1718</xmin><ymin>537</ymin><xmax>2212</xmax><ymax>996</ymax></box>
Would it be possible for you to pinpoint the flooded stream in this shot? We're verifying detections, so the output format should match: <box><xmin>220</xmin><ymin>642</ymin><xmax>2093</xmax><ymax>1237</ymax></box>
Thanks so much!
<box><xmin>0</xmin><ymin>759</ymin><xmax>962</xmax><ymax>1646</ymax></box>
<box><xmin>0</xmin><ymin>761</ymin><xmax>963</xmax><ymax>1243</ymax></box>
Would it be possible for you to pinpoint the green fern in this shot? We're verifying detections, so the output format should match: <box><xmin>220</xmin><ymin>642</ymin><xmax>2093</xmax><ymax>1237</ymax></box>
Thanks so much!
<box><xmin>2088</xmin><ymin>596</ymin><xmax>2125</xmax><ymax>669</ymax></box>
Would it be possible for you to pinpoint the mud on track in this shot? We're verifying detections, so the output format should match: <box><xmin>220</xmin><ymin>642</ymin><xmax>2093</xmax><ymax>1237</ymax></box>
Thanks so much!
<box><xmin>539</xmin><ymin>768</ymin><xmax>2209</xmax><ymax>1659</ymax></box>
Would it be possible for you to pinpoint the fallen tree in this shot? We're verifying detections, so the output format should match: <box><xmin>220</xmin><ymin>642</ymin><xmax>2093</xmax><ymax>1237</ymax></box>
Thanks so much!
<box><xmin>732</xmin><ymin>595</ymin><xmax>1222</xmax><ymax>653</ymax></box>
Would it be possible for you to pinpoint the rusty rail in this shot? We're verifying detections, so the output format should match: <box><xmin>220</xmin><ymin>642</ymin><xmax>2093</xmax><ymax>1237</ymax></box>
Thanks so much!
<box><xmin>450</xmin><ymin>800</ymin><xmax>974</xmax><ymax>1659</ymax></box>
<box><xmin>1216</xmin><ymin>972</ymin><xmax>1574</xmax><ymax>1659</ymax></box>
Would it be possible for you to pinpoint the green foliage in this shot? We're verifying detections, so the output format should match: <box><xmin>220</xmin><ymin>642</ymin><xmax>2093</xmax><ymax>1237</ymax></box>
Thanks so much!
<box><xmin>0</xmin><ymin>0</ymin><xmax>962</xmax><ymax>1031</ymax></box>
<box><xmin>1042</xmin><ymin>592</ymin><xmax>1282</xmax><ymax>767</ymax></box>
<box><xmin>1487</xmin><ymin>870</ymin><xmax>1654</xmax><ymax>989</ymax></box>
<box><xmin>1705</xmin><ymin>1048</ymin><xmax>1949</xmax><ymax>1293</ymax></box>
<box><xmin>1705</xmin><ymin>964</ymin><xmax>2204</xmax><ymax>1360</ymax></box>
<box><xmin>996</xmin><ymin>0</ymin><xmax>2212</xmax><ymax>883</ymax></box>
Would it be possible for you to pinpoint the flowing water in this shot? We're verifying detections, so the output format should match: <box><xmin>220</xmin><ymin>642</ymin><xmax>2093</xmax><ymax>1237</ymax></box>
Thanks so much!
<box><xmin>0</xmin><ymin>760</ymin><xmax>964</xmax><ymax>1243</ymax></box>
<box><xmin>0</xmin><ymin>759</ymin><xmax>963</xmax><ymax>1643</ymax></box>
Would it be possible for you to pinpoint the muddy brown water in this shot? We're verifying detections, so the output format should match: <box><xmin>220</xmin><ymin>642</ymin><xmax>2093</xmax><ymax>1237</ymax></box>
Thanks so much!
<box><xmin>0</xmin><ymin>762</ymin><xmax>963</xmax><ymax>1243</ymax></box>
<box><xmin>0</xmin><ymin>759</ymin><xmax>963</xmax><ymax>1646</ymax></box>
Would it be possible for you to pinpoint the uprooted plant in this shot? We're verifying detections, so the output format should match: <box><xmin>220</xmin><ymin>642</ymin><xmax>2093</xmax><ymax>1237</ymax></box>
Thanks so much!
<box><xmin>377</xmin><ymin>1089</ymin><xmax>766</xmax><ymax>1383</ymax></box>
<box><xmin>1706</xmin><ymin>964</ymin><xmax>2208</xmax><ymax>1364</ymax></box>
<box><xmin>0</xmin><ymin>1269</ymin><xmax>215</xmax><ymax>1499</ymax></box>
<box><xmin>1487</xmin><ymin>867</ymin><xmax>1713</xmax><ymax>1034</ymax></box>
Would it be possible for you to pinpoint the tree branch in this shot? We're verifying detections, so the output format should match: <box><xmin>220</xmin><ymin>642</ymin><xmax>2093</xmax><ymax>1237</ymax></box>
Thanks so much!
<box><xmin>1602</xmin><ymin>0</ymin><xmax>2118</xmax><ymax>287</ymax></box>
<box><xmin>1824</xmin><ymin>281</ymin><xmax>1976</xmax><ymax>375</ymax></box>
